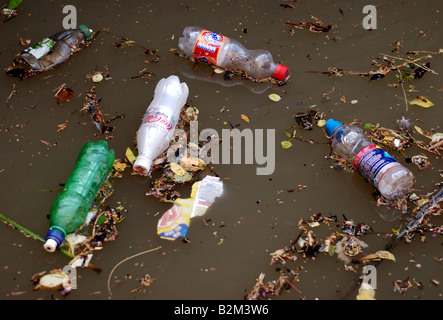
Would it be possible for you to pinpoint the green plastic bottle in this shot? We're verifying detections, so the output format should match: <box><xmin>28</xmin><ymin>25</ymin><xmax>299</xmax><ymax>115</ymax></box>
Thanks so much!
<box><xmin>7</xmin><ymin>0</ymin><xmax>23</xmax><ymax>10</ymax></box>
<box><xmin>44</xmin><ymin>140</ymin><xmax>115</xmax><ymax>252</ymax></box>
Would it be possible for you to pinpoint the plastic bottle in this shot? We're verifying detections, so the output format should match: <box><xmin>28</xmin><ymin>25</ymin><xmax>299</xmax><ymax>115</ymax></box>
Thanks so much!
<box><xmin>325</xmin><ymin>119</ymin><xmax>415</xmax><ymax>201</ymax></box>
<box><xmin>133</xmin><ymin>75</ymin><xmax>189</xmax><ymax>175</ymax></box>
<box><xmin>6</xmin><ymin>24</ymin><xmax>93</xmax><ymax>79</ymax></box>
<box><xmin>178</xmin><ymin>26</ymin><xmax>289</xmax><ymax>82</ymax></box>
<box><xmin>7</xmin><ymin>0</ymin><xmax>23</xmax><ymax>9</ymax></box>
<box><xmin>44</xmin><ymin>140</ymin><xmax>115</xmax><ymax>252</ymax></box>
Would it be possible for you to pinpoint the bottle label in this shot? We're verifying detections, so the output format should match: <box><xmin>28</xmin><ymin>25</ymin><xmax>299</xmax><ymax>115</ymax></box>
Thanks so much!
<box><xmin>193</xmin><ymin>29</ymin><xmax>225</xmax><ymax>65</ymax></box>
<box><xmin>142</xmin><ymin>108</ymin><xmax>174</xmax><ymax>132</ymax></box>
<box><xmin>353</xmin><ymin>145</ymin><xmax>400</xmax><ymax>188</ymax></box>
<box><xmin>25</xmin><ymin>38</ymin><xmax>56</xmax><ymax>59</ymax></box>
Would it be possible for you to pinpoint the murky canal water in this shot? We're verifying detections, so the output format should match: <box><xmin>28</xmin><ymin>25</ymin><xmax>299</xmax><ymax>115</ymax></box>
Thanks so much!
<box><xmin>0</xmin><ymin>0</ymin><xmax>442</xmax><ymax>301</ymax></box>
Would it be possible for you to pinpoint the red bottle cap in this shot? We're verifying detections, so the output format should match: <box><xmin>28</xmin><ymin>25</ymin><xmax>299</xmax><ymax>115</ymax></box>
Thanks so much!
<box><xmin>274</xmin><ymin>64</ymin><xmax>289</xmax><ymax>81</ymax></box>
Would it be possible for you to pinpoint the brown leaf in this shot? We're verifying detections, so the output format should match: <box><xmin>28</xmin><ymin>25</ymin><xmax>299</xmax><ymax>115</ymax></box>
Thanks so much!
<box><xmin>340</xmin><ymin>95</ymin><xmax>347</xmax><ymax>103</ymax></box>
<box><xmin>56</xmin><ymin>87</ymin><xmax>74</xmax><ymax>104</ymax></box>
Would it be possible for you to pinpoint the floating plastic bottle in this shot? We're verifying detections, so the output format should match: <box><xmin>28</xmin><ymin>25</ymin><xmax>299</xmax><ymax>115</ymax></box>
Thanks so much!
<box><xmin>178</xmin><ymin>26</ymin><xmax>289</xmax><ymax>82</ymax></box>
<box><xmin>133</xmin><ymin>75</ymin><xmax>189</xmax><ymax>175</ymax></box>
<box><xmin>7</xmin><ymin>0</ymin><xmax>23</xmax><ymax>9</ymax></box>
<box><xmin>6</xmin><ymin>24</ymin><xmax>93</xmax><ymax>79</ymax></box>
<box><xmin>44</xmin><ymin>141</ymin><xmax>115</xmax><ymax>252</ymax></box>
<box><xmin>325</xmin><ymin>119</ymin><xmax>415</xmax><ymax>201</ymax></box>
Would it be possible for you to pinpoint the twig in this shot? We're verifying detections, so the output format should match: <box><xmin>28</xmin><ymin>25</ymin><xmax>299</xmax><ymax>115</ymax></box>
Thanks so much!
<box><xmin>396</xmin><ymin>69</ymin><xmax>409</xmax><ymax>112</ymax></box>
<box><xmin>107</xmin><ymin>246</ymin><xmax>162</xmax><ymax>296</ymax></box>
<box><xmin>101</xmin><ymin>29</ymin><xmax>156</xmax><ymax>54</ymax></box>
<box><xmin>381</xmin><ymin>53</ymin><xmax>437</xmax><ymax>74</ymax></box>
<box><xmin>285</xmin><ymin>278</ymin><xmax>303</xmax><ymax>294</ymax></box>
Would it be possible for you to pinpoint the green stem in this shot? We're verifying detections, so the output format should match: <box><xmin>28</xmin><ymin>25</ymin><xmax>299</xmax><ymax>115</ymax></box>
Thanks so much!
<box><xmin>0</xmin><ymin>213</ymin><xmax>74</xmax><ymax>258</ymax></box>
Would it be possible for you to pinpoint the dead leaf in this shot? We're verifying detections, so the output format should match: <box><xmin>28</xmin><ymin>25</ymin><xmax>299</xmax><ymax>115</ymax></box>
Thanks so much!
<box><xmin>54</xmin><ymin>84</ymin><xmax>74</xmax><ymax>104</ymax></box>
<box><xmin>56</xmin><ymin>122</ymin><xmax>67</xmax><ymax>132</ymax></box>
<box><xmin>170</xmin><ymin>163</ymin><xmax>186</xmax><ymax>177</ymax></box>
<box><xmin>125</xmin><ymin>147</ymin><xmax>137</xmax><ymax>165</ymax></box>
<box><xmin>241</xmin><ymin>114</ymin><xmax>250</xmax><ymax>123</ymax></box>
<box><xmin>410</xmin><ymin>96</ymin><xmax>434</xmax><ymax>108</ymax></box>
<box><xmin>414</xmin><ymin>126</ymin><xmax>433</xmax><ymax>139</ymax></box>
<box><xmin>340</xmin><ymin>95</ymin><xmax>347</xmax><ymax>103</ymax></box>
<box><xmin>375</xmin><ymin>250</ymin><xmax>396</xmax><ymax>261</ymax></box>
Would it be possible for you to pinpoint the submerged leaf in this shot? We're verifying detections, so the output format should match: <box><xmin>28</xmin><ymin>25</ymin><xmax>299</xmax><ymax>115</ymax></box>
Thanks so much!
<box><xmin>281</xmin><ymin>141</ymin><xmax>293</xmax><ymax>149</ymax></box>
<box><xmin>268</xmin><ymin>93</ymin><xmax>281</xmax><ymax>102</ymax></box>
<box><xmin>241</xmin><ymin>114</ymin><xmax>250</xmax><ymax>123</ymax></box>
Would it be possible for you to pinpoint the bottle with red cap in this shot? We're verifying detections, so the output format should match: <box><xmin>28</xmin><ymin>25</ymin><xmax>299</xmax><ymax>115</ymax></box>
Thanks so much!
<box><xmin>178</xmin><ymin>26</ymin><xmax>290</xmax><ymax>82</ymax></box>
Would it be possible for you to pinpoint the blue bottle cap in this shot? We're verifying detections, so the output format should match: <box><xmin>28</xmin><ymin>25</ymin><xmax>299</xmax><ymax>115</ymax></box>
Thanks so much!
<box><xmin>325</xmin><ymin>119</ymin><xmax>343</xmax><ymax>137</ymax></box>
<box><xmin>44</xmin><ymin>228</ymin><xmax>65</xmax><ymax>252</ymax></box>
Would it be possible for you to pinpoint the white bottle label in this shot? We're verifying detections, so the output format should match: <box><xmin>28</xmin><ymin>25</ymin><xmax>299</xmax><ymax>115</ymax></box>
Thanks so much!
<box><xmin>353</xmin><ymin>145</ymin><xmax>400</xmax><ymax>188</ymax></box>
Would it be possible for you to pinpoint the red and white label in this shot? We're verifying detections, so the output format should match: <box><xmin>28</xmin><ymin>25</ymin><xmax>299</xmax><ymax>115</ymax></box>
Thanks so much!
<box><xmin>193</xmin><ymin>29</ymin><xmax>225</xmax><ymax>65</ymax></box>
<box><xmin>143</xmin><ymin>114</ymin><xmax>173</xmax><ymax>131</ymax></box>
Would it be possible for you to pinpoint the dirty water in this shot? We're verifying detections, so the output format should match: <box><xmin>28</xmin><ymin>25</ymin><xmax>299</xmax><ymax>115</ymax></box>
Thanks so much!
<box><xmin>0</xmin><ymin>0</ymin><xmax>442</xmax><ymax>301</ymax></box>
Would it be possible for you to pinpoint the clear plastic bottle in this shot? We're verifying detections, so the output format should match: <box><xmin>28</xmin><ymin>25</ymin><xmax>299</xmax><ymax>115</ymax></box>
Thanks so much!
<box><xmin>325</xmin><ymin>119</ymin><xmax>415</xmax><ymax>200</ymax></box>
<box><xmin>133</xmin><ymin>75</ymin><xmax>189</xmax><ymax>175</ymax></box>
<box><xmin>44</xmin><ymin>140</ymin><xmax>115</xmax><ymax>252</ymax></box>
<box><xmin>178</xmin><ymin>26</ymin><xmax>289</xmax><ymax>82</ymax></box>
<box><xmin>6</xmin><ymin>24</ymin><xmax>93</xmax><ymax>79</ymax></box>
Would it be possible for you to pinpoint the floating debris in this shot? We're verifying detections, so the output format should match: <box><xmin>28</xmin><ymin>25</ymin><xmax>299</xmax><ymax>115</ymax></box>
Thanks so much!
<box><xmin>286</xmin><ymin>16</ymin><xmax>333</xmax><ymax>33</ymax></box>
<box><xmin>356</xmin><ymin>282</ymin><xmax>376</xmax><ymax>300</ymax></box>
<box><xmin>80</xmin><ymin>85</ymin><xmax>124</xmax><ymax>134</ymax></box>
<box><xmin>268</xmin><ymin>93</ymin><xmax>281</xmax><ymax>102</ymax></box>
<box><xmin>53</xmin><ymin>83</ymin><xmax>74</xmax><ymax>104</ymax></box>
<box><xmin>409</xmin><ymin>96</ymin><xmax>434</xmax><ymax>108</ymax></box>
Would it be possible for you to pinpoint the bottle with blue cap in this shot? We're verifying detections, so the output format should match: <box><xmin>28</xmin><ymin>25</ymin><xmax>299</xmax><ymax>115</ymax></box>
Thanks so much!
<box><xmin>44</xmin><ymin>140</ymin><xmax>115</xmax><ymax>252</ymax></box>
<box><xmin>6</xmin><ymin>24</ymin><xmax>93</xmax><ymax>79</ymax></box>
<box><xmin>325</xmin><ymin>119</ymin><xmax>415</xmax><ymax>201</ymax></box>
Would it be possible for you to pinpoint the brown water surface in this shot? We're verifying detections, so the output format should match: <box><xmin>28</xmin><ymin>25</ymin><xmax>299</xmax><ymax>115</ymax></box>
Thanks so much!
<box><xmin>0</xmin><ymin>0</ymin><xmax>442</xmax><ymax>300</ymax></box>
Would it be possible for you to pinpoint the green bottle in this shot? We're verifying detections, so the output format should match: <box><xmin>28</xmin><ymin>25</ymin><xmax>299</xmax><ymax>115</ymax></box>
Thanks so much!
<box><xmin>7</xmin><ymin>0</ymin><xmax>23</xmax><ymax>10</ymax></box>
<box><xmin>44</xmin><ymin>140</ymin><xmax>115</xmax><ymax>252</ymax></box>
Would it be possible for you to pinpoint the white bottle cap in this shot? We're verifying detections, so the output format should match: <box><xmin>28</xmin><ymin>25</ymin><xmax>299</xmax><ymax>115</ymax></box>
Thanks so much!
<box><xmin>133</xmin><ymin>155</ymin><xmax>153</xmax><ymax>176</ymax></box>
<box><xmin>43</xmin><ymin>239</ymin><xmax>58</xmax><ymax>252</ymax></box>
